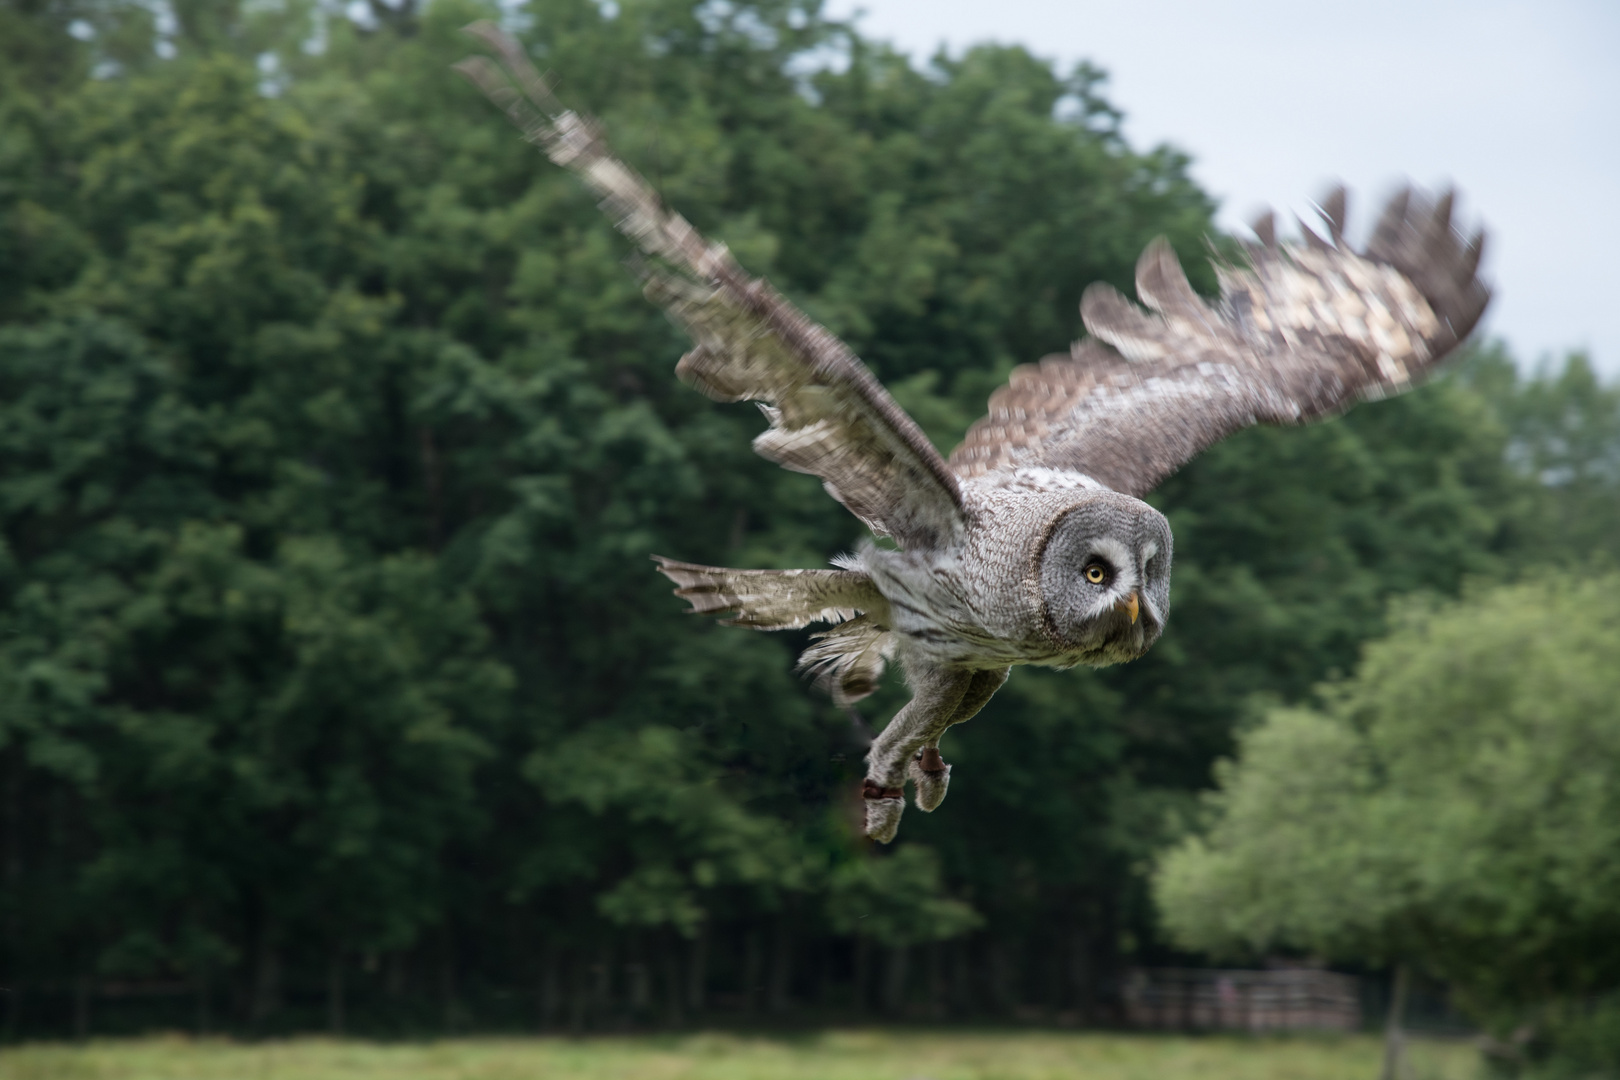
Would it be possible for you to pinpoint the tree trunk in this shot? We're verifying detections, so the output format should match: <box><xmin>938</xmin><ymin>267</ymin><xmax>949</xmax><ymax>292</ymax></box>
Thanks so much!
<box><xmin>742</xmin><ymin>927</ymin><xmax>762</xmax><ymax>1014</ymax></box>
<box><xmin>951</xmin><ymin>941</ymin><xmax>974</xmax><ymax>1015</ymax></box>
<box><xmin>812</xmin><ymin>940</ymin><xmax>828</xmax><ymax>1008</ymax></box>
<box><xmin>661</xmin><ymin>939</ymin><xmax>684</xmax><ymax>1028</ymax></box>
<box><xmin>195</xmin><ymin>966</ymin><xmax>211</xmax><ymax>1035</ymax></box>
<box><xmin>853</xmin><ymin>936</ymin><xmax>870</xmax><ymax>1015</ymax></box>
<box><xmin>248</xmin><ymin>922</ymin><xmax>281</xmax><ymax>1028</ymax></box>
<box><xmin>2</xmin><ymin>754</ymin><xmax>20</xmax><ymax>1040</ymax></box>
<box><xmin>628</xmin><ymin>952</ymin><xmax>651</xmax><ymax>1017</ymax></box>
<box><xmin>539</xmin><ymin>945</ymin><xmax>561</xmax><ymax>1031</ymax></box>
<box><xmin>2</xmin><ymin>980</ymin><xmax>21</xmax><ymax>1040</ymax></box>
<box><xmin>72</xmin><ymin>975</ymin><xmax>91</xmax><ymax>1040</ymax></box>
<box><xmin>768</xmin><ymin>917</ymin><xmax>793</xmax><ymax>1014</ymax></box>
<box><xmin>439</xmin><ymin>934</ymin><xmax>458</xmax><ymax>1033</ymax></box>
<box><xmin>327</xmin><ymin>951</ymin><xmax>346</xmax><ymax>1035</ymax></box>
<box><xmin>883</xmin><ymin>945</ymin><xmax>909</xmax><ymax>1015</ymax></box>
<box><xmin>1380</xmin><ymin>964</ymin><xmax>1411</xmax><ymax>1080</ymax></box>
<box><xmin>1069</xmin><ymin>925</ymin><xmax>1094</xmax><ymax>1022</ymax></box>
<box><xmin>686</xmin><ymin>925</ymin><xmax>707</xmax><ymax>1014</ymax></box>
<box><xmin>588</xmin><ymin>947</ymin><xmax>613</xmax><ymax>1028</ymax></box>
<box><xmin>927</xmin><ymin>942</ymin><xmax>946</xmax><ymax>1019</ymax></box>
<box><xmin>386</xmin><ymin>951</ymin><xmax>407</xmax><ymax>999</ymax></box>
<box><xmin>567</xmin><ymin>956</ymin><xmax>588</xmax><ymax>1034</ymax></box>
<box><xmin>989</xmin><ymin>939</ymin><xmax>1016</xmax><ymax>1015</ymax></box>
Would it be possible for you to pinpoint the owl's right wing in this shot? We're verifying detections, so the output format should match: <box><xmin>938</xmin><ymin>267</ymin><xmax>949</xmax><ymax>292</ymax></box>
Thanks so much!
<box><xmin>457</xmin><ymin>24</ymin><xmax>964</xmax><ymax>551</ymax></box>
<box><xmin>948</xmin><ymin>187</ymin><xmax>1489</xmax><ymax>497</ymax></box>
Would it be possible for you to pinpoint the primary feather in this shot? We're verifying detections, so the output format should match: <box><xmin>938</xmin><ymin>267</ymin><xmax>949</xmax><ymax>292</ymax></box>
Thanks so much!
<box><xmin>948</xmin><ymin>188</ymin><xmax>1489</xmax><ymax>496</ymax></box>
<box><xmin>455</xmin><ymin>24</ymin><xmax>962</xmax><ymax>550</ymax></box>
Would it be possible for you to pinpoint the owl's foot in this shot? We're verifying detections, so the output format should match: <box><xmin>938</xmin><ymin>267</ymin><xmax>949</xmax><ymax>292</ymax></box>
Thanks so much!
<box><xmin>862</xmin><ymin>779</ymin><xmax>904</xmax><ymax>843</ymax></box>
<box><xmin>908</xmin><ymin>747</ymin><xmax>951</xmax><ymax>812</ymax></box>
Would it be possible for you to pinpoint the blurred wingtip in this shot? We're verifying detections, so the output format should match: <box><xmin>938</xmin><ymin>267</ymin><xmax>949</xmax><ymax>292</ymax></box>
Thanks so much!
<box><xmin>458</xmin><ymin>19</ymin><xmax>559</xmax><ymax>117</ymax></box>
<box><xmin>1249</xmin><ymin>209</ymin><xmax>1277</xmax><ymax>249</ymax></box>
<box><xmin>1315</xmin><ymin>185</ymin><xmax>1347</xmax><ymax>245</ymax></box>
<box><xmin>1295</xmin><ymin>214</ymin><xmax>1332</xmax><ymax>253</ymax></box>
<box><xmin>1461</xmin><ymin>228</ymin><xmax>1486</xmax><ymax>279</ymax></box>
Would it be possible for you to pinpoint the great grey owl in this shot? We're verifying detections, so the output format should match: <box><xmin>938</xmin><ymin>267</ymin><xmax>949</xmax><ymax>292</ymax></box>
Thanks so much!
<box><xmin>458</xmin><ymin>25</ymin><xmax>1491</xmax><ymax>842</ymax></box>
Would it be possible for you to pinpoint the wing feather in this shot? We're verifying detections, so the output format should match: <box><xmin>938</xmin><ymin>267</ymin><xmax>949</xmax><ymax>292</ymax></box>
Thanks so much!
<box><xmin>457</xmin><ymin>24</ymin><xmax>963</xmax><ymax>549</ymax></box>
<box><xmin>651</xmin><ymin>556</ymin><xmax>886</xmax><ymax>629</ymax></box>
<box><xmin>949</xmin><ymin>186</ymin><xmax>1490</xmax><ymax>496</ymax></box>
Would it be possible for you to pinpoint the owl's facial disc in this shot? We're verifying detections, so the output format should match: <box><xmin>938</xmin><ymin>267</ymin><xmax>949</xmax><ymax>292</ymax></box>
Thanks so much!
<box><xmin>1037</xmin><ymin>495</ymin><xmax>1173</xmax><ymax>666</ymax></box>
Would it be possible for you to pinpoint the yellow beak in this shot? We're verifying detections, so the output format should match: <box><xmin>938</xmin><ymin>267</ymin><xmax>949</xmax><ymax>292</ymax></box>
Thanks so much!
<box><xmin>1116</xmin><ymin>591</ymin><xmax>1140</xmax><ymax>625</ymax></box>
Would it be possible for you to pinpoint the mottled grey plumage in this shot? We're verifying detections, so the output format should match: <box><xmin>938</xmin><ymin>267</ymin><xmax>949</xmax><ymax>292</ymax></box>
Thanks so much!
<box><xmin>458</xmin><ymin>25</ymin><xmax>1491</xmax><ymax>843</ymax></box>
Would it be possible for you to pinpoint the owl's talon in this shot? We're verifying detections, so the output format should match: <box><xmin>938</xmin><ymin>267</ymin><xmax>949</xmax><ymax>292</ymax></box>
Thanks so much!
<box><xmin>909</xmin><ymin>748</ymin><xmax>951</xmax><ymax>812</ymax></box>
<box><xmin>862</xmin><ymin>780</ymin><xmax>904</xmax><ymax>842</ymax></box>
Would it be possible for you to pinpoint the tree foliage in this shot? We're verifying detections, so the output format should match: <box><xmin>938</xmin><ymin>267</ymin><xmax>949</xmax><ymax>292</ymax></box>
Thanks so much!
<box><xmin>1154</xmin><ymin>574</ymin><xmax>1620</xmax><ymax>1067</ymax></box>
<box><xmin>1</xmin><ymin>0</ymin><xmax>1616</xmax><ymax>1036</ymax></box>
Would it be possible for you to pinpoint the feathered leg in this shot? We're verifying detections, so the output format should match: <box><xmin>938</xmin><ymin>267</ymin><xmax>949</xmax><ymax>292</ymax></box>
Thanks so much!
<box><xmin>907</xmin><ymin>667</ymin><xmax>1009</xmax><ymax>812</ymax></box>
<box><xmin>863</xmin><ymin>665</ymin><xmax>1009</xmax><ymax>841</ymax></box>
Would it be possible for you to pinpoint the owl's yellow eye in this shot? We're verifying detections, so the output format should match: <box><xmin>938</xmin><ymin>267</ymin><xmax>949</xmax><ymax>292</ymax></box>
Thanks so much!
<box><xmin>1084</xmin><ymin>564</ymin><xmax>1108</xmax><ymax>585</ymax></box>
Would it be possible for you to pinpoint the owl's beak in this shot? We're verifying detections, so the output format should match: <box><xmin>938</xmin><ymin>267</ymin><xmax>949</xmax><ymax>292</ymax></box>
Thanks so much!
<box><xmin>1116</xmin><ymin>591</ymin><xmax>1140</xmax><ymax>625</ymax></box>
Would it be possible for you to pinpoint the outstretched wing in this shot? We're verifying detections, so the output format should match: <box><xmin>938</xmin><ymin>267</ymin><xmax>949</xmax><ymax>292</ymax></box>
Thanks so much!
<box><xmin>457</xmin><ymin>24</ymin><xmax>964</xmax><ymax>550</ymax></box>
<box><xmin>949</xmin><ymin>187</ymin><xmax>1490</xmax><ymax>496</ymax></box>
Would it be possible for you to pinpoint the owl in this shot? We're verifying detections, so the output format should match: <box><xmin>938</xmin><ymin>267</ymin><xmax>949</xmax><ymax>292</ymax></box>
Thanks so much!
<box><xmin>458</xmin><ymin>26</ymin><xmax>1490</xmax><ymax>842</ymax></box>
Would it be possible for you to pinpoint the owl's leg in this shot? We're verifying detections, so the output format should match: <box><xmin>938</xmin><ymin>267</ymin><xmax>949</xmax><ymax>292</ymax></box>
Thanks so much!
<box><xmin>907</xmin><ymin>667</ymin><xmax>1009</xmax><ymax>812</ymax></box>
<box><xmin>863</xmin><ymin>665</ymin><xmax>976</xmax><ymax>842</ymax></box>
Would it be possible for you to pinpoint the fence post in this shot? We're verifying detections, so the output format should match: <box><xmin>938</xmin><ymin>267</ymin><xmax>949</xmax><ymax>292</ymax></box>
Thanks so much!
<box><xmin>1379</xmin><ymin>964</ymin><xmax>1410</xmax><ymax>1080</ymax></box>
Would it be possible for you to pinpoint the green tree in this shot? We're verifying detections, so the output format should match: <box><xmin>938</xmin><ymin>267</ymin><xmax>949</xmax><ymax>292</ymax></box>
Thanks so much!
<box><xmin>1155</xmin><ymin>574</ymin><xmax>1620</xmax><ymax>1073</ymax></box>
<box><xmin>1464</xmin><ymin>345</ymin><xmax>1620</xmax><ymax>564</ymax></box>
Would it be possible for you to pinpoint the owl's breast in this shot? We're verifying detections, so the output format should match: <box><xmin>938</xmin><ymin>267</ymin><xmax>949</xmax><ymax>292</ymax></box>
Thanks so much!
<box><xmin>858</xmin><ymin>482</ymin><xmax>1106</xmax><ymax>668</ymax></box>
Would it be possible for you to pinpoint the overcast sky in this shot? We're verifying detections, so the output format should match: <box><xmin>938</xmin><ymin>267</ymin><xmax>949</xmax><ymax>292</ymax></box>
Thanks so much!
<box><xmin>821</xmin><ymin>0</ymin><xmax>1620</xmax><ymax>375</ymax></box>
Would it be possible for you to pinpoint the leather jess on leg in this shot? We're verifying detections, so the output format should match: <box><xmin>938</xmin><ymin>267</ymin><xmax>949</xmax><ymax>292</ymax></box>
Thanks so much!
<box><xmin>907</xmin><ymin>667</ymin><xmax>1008</xmax><ymax>812</ymax></box>
<box><xmin>862</xmin><ymin>667</ymin><xmax>974</xmax><ymax>842</ymax></box>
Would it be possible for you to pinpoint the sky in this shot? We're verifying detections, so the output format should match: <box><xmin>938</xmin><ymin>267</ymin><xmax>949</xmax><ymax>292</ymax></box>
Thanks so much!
<box><xmin>821</xmin><ymin>0</ymin><xmax>1620</xmax><ymax>375</ymax></box>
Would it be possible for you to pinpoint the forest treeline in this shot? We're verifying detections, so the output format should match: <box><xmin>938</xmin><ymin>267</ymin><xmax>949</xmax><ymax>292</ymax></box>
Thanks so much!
<box><xmin>2</xmin><ymin>0</ymin><xmax>1618</xmax><ymax>1040</ymax></box>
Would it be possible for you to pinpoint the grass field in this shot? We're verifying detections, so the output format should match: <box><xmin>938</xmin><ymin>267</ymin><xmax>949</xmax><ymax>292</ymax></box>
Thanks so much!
<box><xmin>0</xmin><ymin>1030</ymin><xmax>1483</xmax><ymax>1080</ymax></box>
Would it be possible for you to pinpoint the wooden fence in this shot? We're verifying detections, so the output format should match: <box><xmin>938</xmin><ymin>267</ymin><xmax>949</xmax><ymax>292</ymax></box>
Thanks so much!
<box><xmin>1122</xmin><ymin>966</ymin><xmax>1362</xmax><ymax>1032</ymax></box>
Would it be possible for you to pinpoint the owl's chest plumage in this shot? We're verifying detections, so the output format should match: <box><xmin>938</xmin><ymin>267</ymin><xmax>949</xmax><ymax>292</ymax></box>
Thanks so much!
<box><xmin>860</xmin><ymin>479</ymin><xmax>1144</xmax><ymax>670</ymax></box>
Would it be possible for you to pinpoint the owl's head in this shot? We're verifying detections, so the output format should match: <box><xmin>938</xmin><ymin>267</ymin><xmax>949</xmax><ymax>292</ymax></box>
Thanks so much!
<box><xmin>1037</xmin><ymin>491</ymin><xmax>1172</xmax><ymax>665</ymax></box>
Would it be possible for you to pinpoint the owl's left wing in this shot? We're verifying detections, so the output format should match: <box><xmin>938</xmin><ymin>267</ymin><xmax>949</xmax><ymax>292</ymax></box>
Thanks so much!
<box><xmin>949</xmin><ymin>187</ymin><xmax>1489</xmax><ymax>497</ymax></box>
<box><xmin>457</xmin><ymin>24</ymin><xmax>964</xmax><ymax>550</ymax></box>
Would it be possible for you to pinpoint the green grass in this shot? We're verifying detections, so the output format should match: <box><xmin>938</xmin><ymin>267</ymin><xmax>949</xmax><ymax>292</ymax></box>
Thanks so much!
<box><xmin>0</xmin><ymin>1030</ymin><xmax>1483</xmax><ymax>1080</ymax></box>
